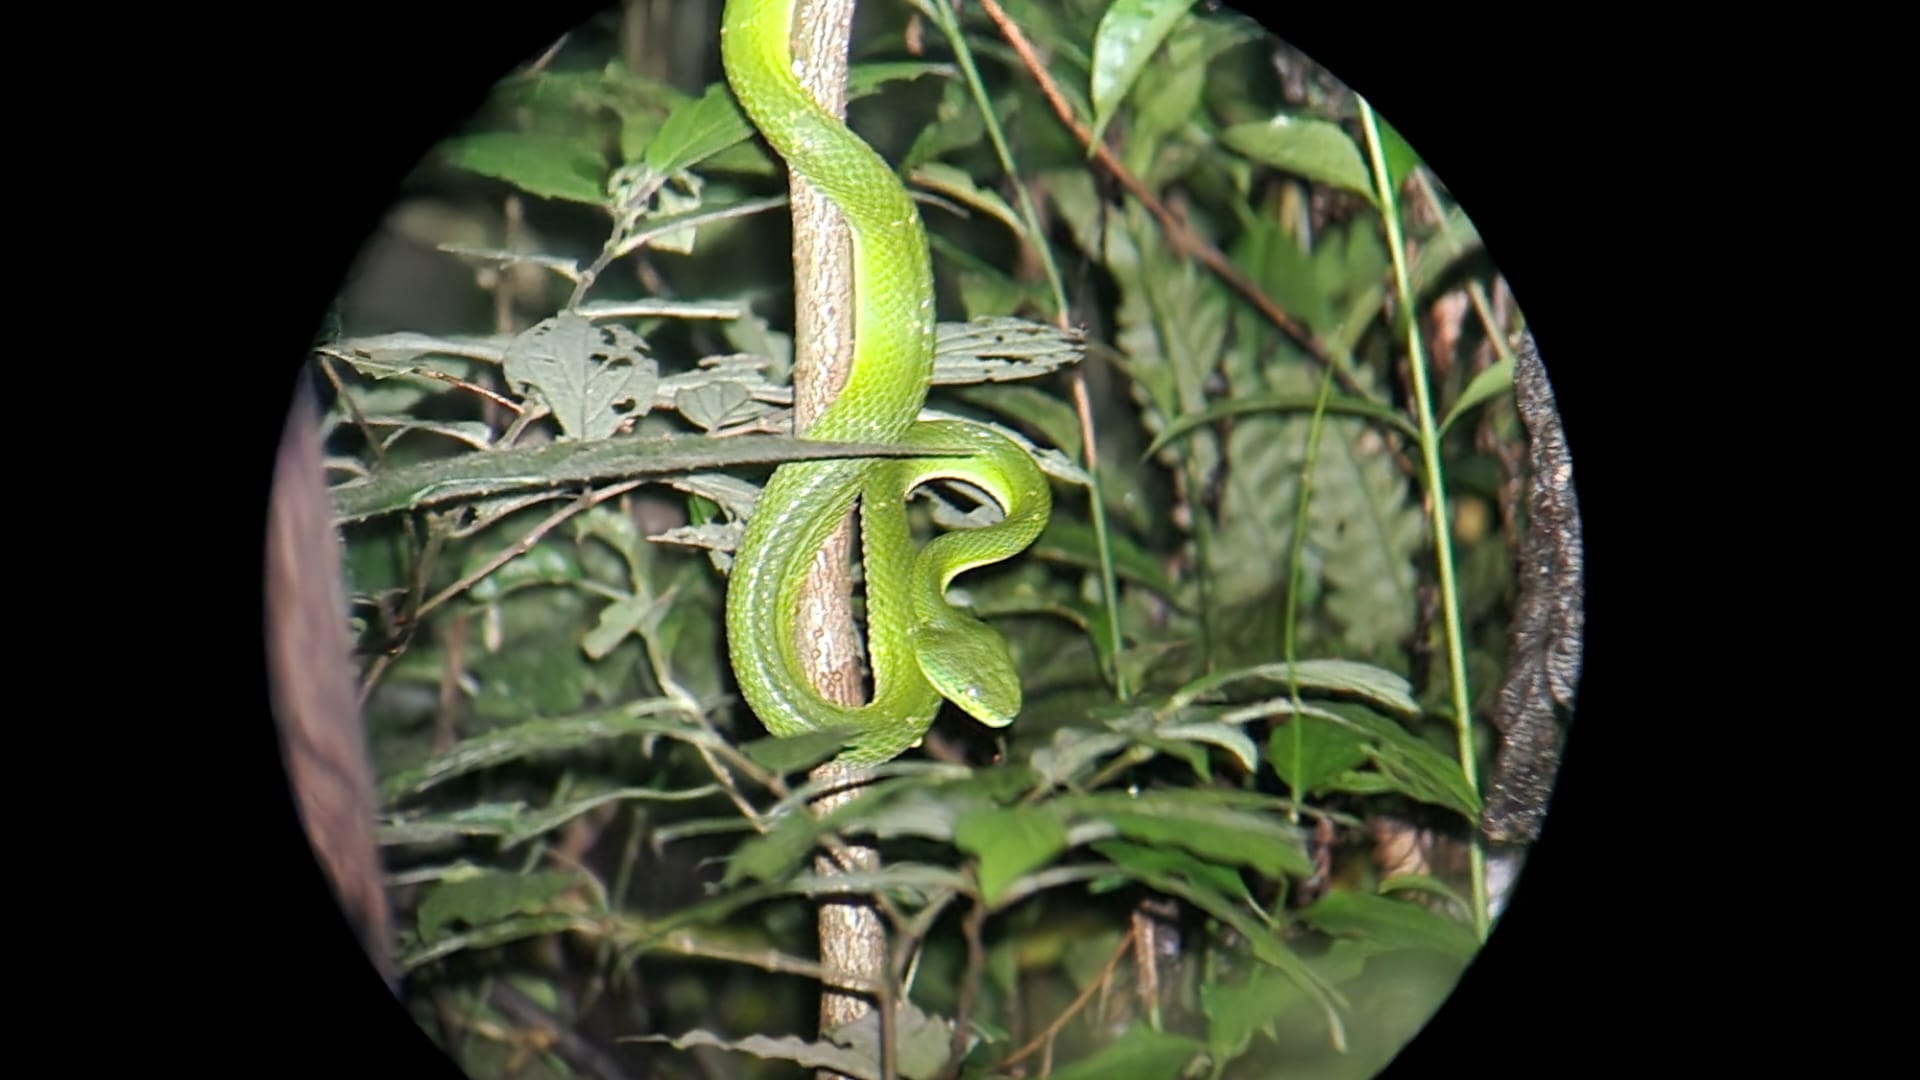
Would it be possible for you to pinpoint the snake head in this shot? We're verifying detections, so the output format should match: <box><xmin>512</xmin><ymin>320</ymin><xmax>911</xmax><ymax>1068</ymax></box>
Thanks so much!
<box><xmin>912</xmin><ymin>622</ymin><xmax>1022</xmax><ymax>729</ymax></box>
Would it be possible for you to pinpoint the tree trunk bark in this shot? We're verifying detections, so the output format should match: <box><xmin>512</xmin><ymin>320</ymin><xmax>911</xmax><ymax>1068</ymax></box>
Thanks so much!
<box><xmin>782</xmin><ymin>0</ymin><xmax>889</xmax><ymax>1058</ymax></box>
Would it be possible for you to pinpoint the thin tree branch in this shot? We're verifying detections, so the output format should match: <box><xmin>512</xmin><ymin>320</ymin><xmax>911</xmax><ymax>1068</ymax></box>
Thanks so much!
<box><xmin>997</xmin><ymin>932</ymin><xmax>1133</xmax><ymax>1069</ymax></box>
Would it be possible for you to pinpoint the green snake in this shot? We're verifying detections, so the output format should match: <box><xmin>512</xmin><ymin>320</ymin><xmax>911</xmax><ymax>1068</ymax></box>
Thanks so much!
<box><xmin>720</xmin><ymin>0</ymin><xmax>1052</xmax><ymax>765</ymax></box>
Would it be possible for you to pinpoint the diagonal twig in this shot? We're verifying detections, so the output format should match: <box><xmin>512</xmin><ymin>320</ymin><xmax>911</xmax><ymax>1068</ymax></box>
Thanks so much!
<box><xmin>996</xmin><ymin>931</ymin><xmax>1133</xmax><ymax>1069</ymax></box>
<box><xmin>975</xmin><ymin>0</ymin><xmax>1333</xmax><ymax>372</ymax></box>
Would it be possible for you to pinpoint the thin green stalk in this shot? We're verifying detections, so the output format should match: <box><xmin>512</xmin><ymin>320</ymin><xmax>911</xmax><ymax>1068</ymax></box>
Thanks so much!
<box><xmin>1358</xmin><ymin>98</ymin><xmax>1487</xmax><ymax>939</ymax></box>
<box><xmin>923</xmin><ymin>0</ymin><xmax>1069</xmax><ymax>318</ymax></box>
<box><xmin>925</xmin><ymin>0</ymin><xmax>1127</xmax><ymax>695</ymax></box>
<box><xmin>1281</xmin><ymin>362</ymin><xmax>1338</xmax><ymax>824</ymax></box>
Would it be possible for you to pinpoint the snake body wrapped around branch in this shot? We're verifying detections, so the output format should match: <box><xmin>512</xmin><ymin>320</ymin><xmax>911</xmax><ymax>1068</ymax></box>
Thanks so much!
<box><xmin>720</xmin><ymin>0</ymin><xmax>1052</xmax><ymax>765</ymax></box>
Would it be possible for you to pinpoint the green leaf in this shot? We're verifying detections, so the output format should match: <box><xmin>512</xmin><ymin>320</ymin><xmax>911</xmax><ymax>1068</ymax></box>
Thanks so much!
<box><xmin>724</xmin><ymin>802</ymin><xmax>821</xmax><ymax>887</ymax></box>
<box><xmin>328</xmin><ymin>432</ymin><xmax>922</xmax><ymax>525</ymax></box>
<box><xmin>1298</xmin><ymin>890</ymin><xmax>1481</xmax><ymax>961</ymax></box>
<box><xmin>1267</xmin><ymin>713</ymin><xmax>1371</xmax><ymax>799</ymax></box>
<box><xmin>1377</xmin><ymin>115</ymin><xmax>1421</xmax><ymax>192</ymax></box>
<box><xmin>465</xmin><ymin>542</ymin><xmax>581</xmax><ymax>602</ymax></box>
<box><xmin>1438</xmin><ymin>355</ymin><xmax>1515</xmax><ymax>436</ymax></box>
<box><xmin>675</xmin><ymin>380</ymin><xmax>757</xmax><ymax>431</ymax></box>
<box><xmin>954</xmin><ymin>263</ymin><xmax>1039</xmax><ymax>320</ymax></box>
<box><xmin>1229</xmin><ymin>210</ymin><xmax>1329</xmax><ymax>334</ymax></box>
<box><xmin>825</xmin><ymin>1001</ymin><xmax>962</xmax><ymax>1080</ymax></box>
<box><xmin>945</xmin><ymin>761</ymin><xmax>1039</xmax><ymax>804</ymax></box>
<box><xmin>1321</xmin><ymin>769</ymin><xmax>1395</xmax><ymax>795</ymax></box>
<box><xmin>1294</xmin><ymin>390</ymin><xmax>1425</xmax><ymax>660</ymax></box>
<box><xmin>357</xmin><ymin>417</ymin><xmax>495</xmax><ymax>452</ymax></box>
<box><xmin>1142</xmin><ymin>225</ymin><xmax>1231</xmax><ymax>444</ymax></box>
<box><xmin>378</xmin><ymin>701</ymin><xmax>698</xmax><ymax>802</ymax></box>
<box><xmin>903</xmin><ymin>76</ymin><xmax>984</xmax><ymax>172</ymax></box>
<box><xmin>501</xmin><ymin>784</ymin><xmax>722</xmax><ymax>848</ymax></box>
<box><xmin>571</xmin><ymin>503</ymin><xmax>646</xmax><ymax>582</ymax></box>
<box><xmin>465</xmin><ymin>632</ymin><xmax>600</xmax><ymax>719</ymax></box>
<box><xmin>388</xmin><ymin>784</ymin><xmax>727</xmax><ymax>850</ymax></box>
<box><xmin>1378</xmin><ymin>873</ymin><xmax>1470</xmax><ymax>912</ymax></box>
<box><xmin>839</xmin><ymin>786</ymin><xmax>976</xmax><ymax>843</ymax></box>
<box><xmin>1128</xmin><ymin>733</ymin><xmax>1212</xmax><ymax>780</ymax></box>
<box><xmin>644</xmin><ymin>82</ymin><xmax>752</xmax><ymax>175</ymax></box>
<box><xmin>1048</xmin><ymin>1024</ymin><xmax>1203</xmax><ymax>1080</ymax></box>
<box><xmin>1202</xmin><ymin>938</ymin><xmax>1370</xmax><ymax>1061</ymax></box>
<box><xmin>1174</xmin><ymin>659</ymin><xmax>1422</xmax><ymax>718</ymax></box>
<box><xmin>932</xmin><ymin>316</ymin><xmax>1086</xmax><ymax>387</ymax></box>
<box><xmin>1358</xmin><ymin>739</ymin><xmax>1482</xmax><ymax>820</ymax></box>
<box><xmin>401</xmin><ymin>912</ymin><xmax>591</xmax><ymax>972</ymax></box>
<box><xmin>649</xmin><ymin>815</ymin><xmax>757</xmax><ymax>848</ymax></box>
<box><xmin>315</xmin><ymin>327</ymin><xmax>480</xmax><ymax>365</ymax></box>
<box><xmin>581</xmin><ymin>593</ymin><xmax>650</xmax><ymax>659</ymax></box>
<box><xmin>502</xmin><ymin>314</ymin><xmax>657</xmax><ymax>441</ymax></box>
<box><xmin>1102</xmin><ymin>858</ymin><xmax>1345</xmax><ymax>1033</ymax></box>
<box><xmin>1064</xmin><ymin>791</ymin><xmax>1311</xmax><ymax>879</ymax></box>
<box><xmin>846</xmin><ymin>60</ymin><xmax>953</xmax><ymax>101</ymax></box>
<box><xmin>1410</xmin><ymin>203</ymin><xmax>1484</xmax><ymax>299</ymax></box>
<box><xmin>953</xmin><ymin>383</ymin><xmax>1083</xmax><ymax>458</ymax></box>
<box><xmin>912</xmin><ymin>162</ymin><xmax>1024</xmax><ymax>237</ymax></box>
<box><xmin>1323</xmin><ymin>281</ymin><xmax>1387</xmax><ymax>365</ymax></box>
<box><xmin>1121</xmin><ymin>12</ymin><xmax>1260</xmax><ymax>184</ymax></box>
<box><xmin>494</xmin><ymin>62</ymin><xmax>681</xmax><ymax>123</ymax></box>
<box><xmin>376</xmin><ymin>801</ymin><xmax>528</xmax><ymax>845</ymax></box>
<box><xmin>1030</xmin><ymin>519</ymin><xmax>1182</xmax><ymax>598</ymax></box>
<box><xmin>738</xmin><ymin>728</ymin><xmax>861</xmax><ymax>773</ymax></box>
<box><xmin>1092</xmin><ymin>839</ymin><xmax>1253</xmax><ymax>907</ymax></box>
<box><xmin>416</xmin><ymin>869</ymin><xmax>584</xmax><ymax>944</ymax></box>
<box><xmin>486</xmin><ymin>62</ymin><xmax>683</xmax><ymax>167</ymax></box>
<box><xmin>1088</xmin><ymin>0</ymin><xmax>1195</xmax><ymax>149</ymax></box>
<box><xmin>724</xmin><ymin>777</ymin><xmax>951</xmax><ymax>887</ymax></box>
<box><xmin>1315</xmin><ymin>216</ymin><xmax>1391</xmax><ymax>320</ymax></box>
<box><xmin>439</xmin><ymin>132</ymin><xmax>610</xmax><ymax>206</ymax></box>
<box><xmin>1027</xmin><ymin>727</ymin><xmax>1133</xmax><ymax>788</ymax></box>
<box><xmin>635</xmin><ymin>175</ymin><xmax>704</xmax><ymax>256</ymax></box>
<box><xmin>1148</xmin><ymin>721</ymin><xmax>1259</xmax><ymax>774</ymax></box>
<box><xmin>954</xmin><ymin>806</ymin><xmax>1069</xmax><ymax>905</ymax></box>
<box><xmin>1294</xmin><ymin>701</ymin><xmax>1481</xmax><ymax>820</ymax></box>
<box><xmin>781</xmin><ymin>863</ymin><xmax>970</xmax><ymax>906</ymax></box>
<box><xmin>1221</xmin><ymin>116</ymin><xmax>1374</xmax><ymax>201</ymax></box>
<box><xmin>626</xmin><ymin>1029</ymin><xmax>883</xmax><ymax>1080</ymax></box>
<box><xmin>697</xmin><ymin>138</ymin><xmax>780</xmax><ymax>177</ymax></box>
<box><xmin>1202</xmin><ymin>220</ymin><xmax>1419</xmax><ymax>630</ymax></box>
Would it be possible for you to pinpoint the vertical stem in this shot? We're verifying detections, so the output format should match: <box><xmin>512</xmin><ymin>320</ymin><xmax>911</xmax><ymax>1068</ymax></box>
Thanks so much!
<box><xmin>926</xmin><ymin>0</ymin><xmax>1127</xmax><ymax>696</ymax></box>
<box><xmin>783</xmin><ymin>0</ymin><xmax>889</xmax><ymax>1053</ymax></box>
<box><xmin>1358</xmin><ymin>99</ymin><xmax>1489</xmax><ymax>939</ymax></box>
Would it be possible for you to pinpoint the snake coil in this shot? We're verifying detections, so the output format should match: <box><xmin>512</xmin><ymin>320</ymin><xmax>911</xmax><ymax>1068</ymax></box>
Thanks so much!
<box><xmin>720</xmin><ymin>0</ymin><xmax>1052</xmax><ymax>764</ymax></box>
